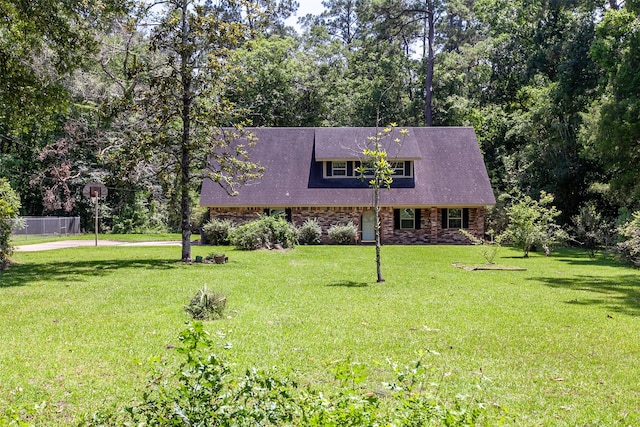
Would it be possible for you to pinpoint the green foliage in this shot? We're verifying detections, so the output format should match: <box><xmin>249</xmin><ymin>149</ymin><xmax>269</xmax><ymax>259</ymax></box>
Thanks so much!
<box><xmin>297</xmin><ymin>218</ymin><xmax>322</xmax><ymax>245</ymax></box>
<box><xmin>184</xmin><ymin>287</ymin><xmax>227</xmax><ymax>321</ymax></box>
<box><xmin>502</xmin><ymin>191</ymin><xmax>567</xmax><ymax>257</ymax></box>
<box><xmin>111</xmin><ymin>193</ymin><xmax>168</xmax><ymax>234</ymax></box>
<box><xmin>589</xmin><ymin>5</ymin><xmax>640</xmax><ymax>206</ymax></box>
<box><xmin>328</xmin><ymin>222</ymin><xmax>358</xmax><ymax>245</ymax></box>
<box><xmin>202</xmin><ymin>218</ymin><xmax>236</xmax><ymax>246</ymax></box>
<box><xmin>230</xmin><ymin>215</ymin><xmax>297</xmax><ymax>250</ymax></box>
<box><xmin>617</xmin><ymin>211</ymin><xmax>640</xmax><ymax>268</ymax></box>
<box><xmin>104</xmin><ymin>0</ymin><xmax>264</xmax><ymax>261</ymax></box>
<box><xmin>0</xmin><ymin>178</ymin><xmax>21</xmax><ymax>269</ymax></box>
<box><xmin>84</xmin><ymin>322</ymin><xmax>486</xmax><ymax>427</ymax></box>
<box><xmin>570</xmin><ymin>202</ymin><xmax>616</xmax><ymax>256</ymax></box>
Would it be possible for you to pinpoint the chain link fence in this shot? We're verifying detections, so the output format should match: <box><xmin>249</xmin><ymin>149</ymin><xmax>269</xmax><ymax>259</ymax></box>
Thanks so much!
<box><xmin>11</xmin><ymin>216</ymin><xmax>81</xmax><ymax>237</ymax></box>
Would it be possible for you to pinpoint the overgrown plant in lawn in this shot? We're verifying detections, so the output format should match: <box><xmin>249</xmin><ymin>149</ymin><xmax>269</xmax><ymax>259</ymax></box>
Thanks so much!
<box><xmin>83</xmin><ymin>322</ymin><xmax>486</xmax><ymax>426</ymax></box>
<box><xmin>184</xmin><ymin>286</ymin><xmax>227</xmax><ymax>320</ymax></box>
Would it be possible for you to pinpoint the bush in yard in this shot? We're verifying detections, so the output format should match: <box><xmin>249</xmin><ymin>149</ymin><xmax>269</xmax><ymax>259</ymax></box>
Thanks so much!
<box><xmin>82</xmin><ymin>322</ymin><xmax>487</xmax><ymax>426</ymax></box>
<box><xmin>328</xmin><ymin>221</ymin><xmax>358</xmax><ymax>244</ymax></box>
<box><xmin>502</xmin><ymin>191</ymin><xmax>567</xmax><ymax>257</ymax></box>
<box><xmin>184</xmin><ymin>286</ymin><xmax>227</xmax><ymax>320</ymax></box>
<box><xmin>202</xmin><ymin>218</ymin><xmax>236</xmax><ymax>245</ymax></box>
<box><xmin>617</xmin><ymin>211</ymin><xmax>640</xmax><ymax>268</ymax></box>
<box><xmin>230</xmin><ymin>215</ymin><xmax>297</xmax><ymax>250</ymax></box>
<box><xmin>570</xmin><ymin>202</ymin><xmax>616</xmax><ymax>256</ymax></box>
<box><xmin>297</xmin><ymin>218</ymin><xmax>322</xmax><ymax>245</ymax></box>
<box><xmin>0</xmin><ymin>179</ymin><xmax>21</xmax><ymax>270</ymax></box>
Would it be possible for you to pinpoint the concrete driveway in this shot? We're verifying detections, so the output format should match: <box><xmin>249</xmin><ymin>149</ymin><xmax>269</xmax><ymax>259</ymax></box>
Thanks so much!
<box><xmin>14</xmin><ymin>240</ymin><xmax>181</xmax><ymax>252</ymax></box>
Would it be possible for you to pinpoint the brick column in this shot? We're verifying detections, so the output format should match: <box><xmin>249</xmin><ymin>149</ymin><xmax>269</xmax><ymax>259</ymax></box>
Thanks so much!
<box><xmin>476</xmin><ymin>207</ymin><xmax>486</xmax><ymax>238</ymax></box>
<box><xmin>430</xmin><ymin>207</ymin><xmax>438</xmax><ymax>244</ymax></box>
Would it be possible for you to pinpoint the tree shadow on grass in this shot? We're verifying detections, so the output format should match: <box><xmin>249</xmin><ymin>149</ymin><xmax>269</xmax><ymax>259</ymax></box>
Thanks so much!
<box><xmin>531</xmin><ymin>273</ymin><xmax>640</xmax><ymax>316</ymax></box>
<box><xmin>327</xmin><ymin>281</ymin><xmax>370</xmax><ymax>288</ymax></box>
<box><xmin>0</xmin><ymin>258</ymin><xmax>180</xmax><ymax>288</ymax></box>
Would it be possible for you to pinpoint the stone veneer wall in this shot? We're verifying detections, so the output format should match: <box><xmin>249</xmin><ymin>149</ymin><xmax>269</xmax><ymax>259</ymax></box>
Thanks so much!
<box><xmin>291</xmin><ymin>207</ymin><xmax>364</xmax><ymax>244</ymax></box>
<box><xmin>208</xmin><ymin>206</ymin><xmax>486</xmax><ymax>245</ymax></box>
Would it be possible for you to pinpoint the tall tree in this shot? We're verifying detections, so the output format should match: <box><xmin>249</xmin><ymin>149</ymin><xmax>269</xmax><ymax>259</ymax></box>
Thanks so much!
<box><xmin>0</xmin><ymin>0</ymin><xmax>125</xmax><ymax>214</ymax></box>
<box><xmin>589</xmin><ymin>1</ymin><xmax>640</xmax><ymax>206</ymax></box>
<box><xmin>373</xmin><ymin>0</ymin><xmax>443</xmax><ymax>125</ymax></box>
<box><xmin>108</xmin><ymin>0</ymin><xmax>263</xmax><ymax>261</ymax></box>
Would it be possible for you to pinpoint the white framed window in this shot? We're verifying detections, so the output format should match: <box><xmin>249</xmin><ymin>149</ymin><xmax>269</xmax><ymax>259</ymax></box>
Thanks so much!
<box><xmin>390</xmin><ymin>161</ymin><xmax>406</xmax><ymax>176</ymax></box>
<box><xmin>400</xmin><ymin>208</ymin><xmax>415</xmax><ymax>229</ymax></box>
<box><xmin>448</xmin><ymin>208</ymin><xmax>463</xmax><ymax>229</ymax></box>
<box><xmin>331</xmin><ymin>161</ymin><xmax>348</xmax><ymax>176</ymax></box>
<box><xmin>354</xmin><ymin>161</ymin><xmax>373</xmax><ymax>177</ymax></box>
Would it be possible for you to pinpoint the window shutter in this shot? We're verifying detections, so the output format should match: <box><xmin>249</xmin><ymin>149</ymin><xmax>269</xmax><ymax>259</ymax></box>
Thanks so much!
<box><xmin>463</xmin><ymin>208</ymin><xmax>469</xmax><ymax>229</ymax></box>
<box><xmin>415</xmin><ymin>208</ymin><xmax>421</xmax><ymax>229</ymax></box>
<box><xmin>347</xmin><ymin>161</ymin><xmax>353</xmax><ymax>176</ymax></box>
<box><xmin>263</xmin><ymin>208</ymin><xmax>269</xmax><ymax>216</ymax></box>
<box><xmin>393</xmin><ymin>209</ymin><xmax>400</xmax><ymax>229</ymax></box>
<box><xmin>285</xmin><ymin>208</ymin><xmax>292</xmax><ymax>222</ymax></box>
<box><xmin>405</xmin><ymin>161</ymin><xmax>411</xmax><ymax>176</ymax></box>
<box><xmin>326</xmin><ymin>161</ymin><xmax>332</xmax><ymax>177</ymax></box>
<box><xmin>441</xmin><ymin>209</ymin><xmax>448</xmax><ymax>229</ymax></box>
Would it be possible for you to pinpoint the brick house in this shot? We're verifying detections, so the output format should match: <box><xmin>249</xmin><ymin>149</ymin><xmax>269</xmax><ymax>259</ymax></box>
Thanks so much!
<box><xmin>199</xmin><ymin>127</ymin><xmax>496</xmax><ymax>244</ymax></box>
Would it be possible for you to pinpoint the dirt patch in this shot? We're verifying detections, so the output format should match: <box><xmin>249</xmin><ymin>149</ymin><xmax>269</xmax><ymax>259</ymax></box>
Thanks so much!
<box><xmin>451</xmin><ymin>262</ymin><xmax>527</xmax><ymax>271</ymax></box>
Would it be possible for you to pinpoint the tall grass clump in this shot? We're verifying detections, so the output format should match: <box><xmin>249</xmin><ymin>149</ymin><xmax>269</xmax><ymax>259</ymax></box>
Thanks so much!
<box><xmin>230</xmin><ymin>215</ymin><xmax>297</xmax><ymax>250</ymax></box>
<box><xmin>184</xmin><ymin>287</ymin><xmax>227</xmax><ymax>320</ymax></box>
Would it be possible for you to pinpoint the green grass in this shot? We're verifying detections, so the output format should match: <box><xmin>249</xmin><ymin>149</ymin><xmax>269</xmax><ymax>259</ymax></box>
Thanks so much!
<box><xmin>1</xmin><ymin>244</ymin><xmax>639</xmax><ymax>425</ymax></box>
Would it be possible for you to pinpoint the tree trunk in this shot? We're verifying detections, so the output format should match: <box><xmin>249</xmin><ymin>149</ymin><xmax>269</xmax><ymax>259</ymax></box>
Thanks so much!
<box><xmin>180</xmin><ymin>140</ymin><xmax>192</xmax><ymax>262</ymax></box>
<box><xmin>180</xmin><ymin>0</ymin><xmax>192</xmax><ymax>262</ymax></box>
<box><xmin>424</xmin><ymin>0</ymin><xmax>434</xmax><ymax>126</ymax></box>
<box><xmin>374</xmin><ymin>184</ymin><xmax>385</xmax><ymax>283</ymax></box>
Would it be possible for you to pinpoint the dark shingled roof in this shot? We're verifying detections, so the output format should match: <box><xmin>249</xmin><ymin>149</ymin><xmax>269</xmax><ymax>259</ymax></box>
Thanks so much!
<box><xmin>314</xmin><ymin>127</ymin><xmax>422</xmax><ymax>160</ymax></box>
<box><xmin>199</xmin><ymin>127</ymin><xmax>496</xmax><ymax>208</ymax></box>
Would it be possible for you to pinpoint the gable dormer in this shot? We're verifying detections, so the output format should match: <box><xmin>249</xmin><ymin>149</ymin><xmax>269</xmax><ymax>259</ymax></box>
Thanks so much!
<box><xmin>311</xmin><ymin>128</ymin><xmax>419</xmax><ymax>188</ymax></box>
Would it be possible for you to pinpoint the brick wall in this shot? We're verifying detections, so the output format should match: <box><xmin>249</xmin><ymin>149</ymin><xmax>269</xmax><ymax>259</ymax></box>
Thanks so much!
<box><xmin>209</xmin><ymin>206</ymin><xmax>486</xmax><ymax>245</ymax></box>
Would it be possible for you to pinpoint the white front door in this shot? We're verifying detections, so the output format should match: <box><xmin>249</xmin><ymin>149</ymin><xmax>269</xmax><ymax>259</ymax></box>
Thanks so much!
<box><xmin>361</xmin><ymin>210</ymin><xmax>376</xmax><ymax>242</ymax></box>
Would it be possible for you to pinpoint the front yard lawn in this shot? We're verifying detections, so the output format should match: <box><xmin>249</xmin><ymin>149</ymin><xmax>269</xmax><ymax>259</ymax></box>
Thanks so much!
<box><xmin>0</xmin><ymin>244</ymin><xmax>638</xmax><ymax>425</ymax></box>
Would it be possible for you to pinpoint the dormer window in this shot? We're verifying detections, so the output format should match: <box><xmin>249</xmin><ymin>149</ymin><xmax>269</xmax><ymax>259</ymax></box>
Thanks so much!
<box><xmin>390</xmin><ymin>161</ymin><xmax>411</xmax><ymax>176</ymax></box>
<box><xmin>324</xmin><ymin>160</ymin><xmax>412</xmax><ymax>178</ymax></box>
<box><xmin>331</xmin><ymin>161</ymin><xmax>348</xmax><ymax>176</ymax></box>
